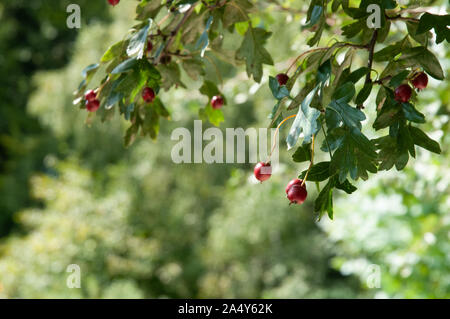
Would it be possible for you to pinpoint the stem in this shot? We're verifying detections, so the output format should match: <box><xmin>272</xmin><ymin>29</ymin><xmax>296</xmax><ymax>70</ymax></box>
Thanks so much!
<box><xmin>265</xmin><ymin>114</ymin><xmax>297</xmax><ymax>164</ymax></box>
<box><xmin>154</xmin><ymin>4</ymin><xmax>196</xmax><ymax>65</ymax></box>
<box><xmin>321</xmin><ymin>124</ymin><xmax>333</xmax><ymax>160</ymax></box>
<box><xmin>385</xmin><ymin>14</ymin><xmax>419</xmax><ymax>22</ymax></box>
<box><xmin>286</xmin><ymin>47</ymin><xmax>329</xmax><ymax>75</ymax></box>
<box><xmin>301</xmin><ymin>135</ymin><xmax>315</xmax><ymax>187</ymax></box>
<box><xmin>365</xmin><ymin>29</ymin><xmax>378</xmax><ymax>84</ymax></box>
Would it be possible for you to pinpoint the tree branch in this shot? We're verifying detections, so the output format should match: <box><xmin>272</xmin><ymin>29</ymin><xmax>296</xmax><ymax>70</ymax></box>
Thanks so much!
<box><xmin>154</xmin><ymin>5</ymin><xmax>196</xmax><ymax>65</ymax></box>
<box><xmin>365</xmin><ymin>29</ymin><xmax>378</xmax><ymax>84</ymax></box>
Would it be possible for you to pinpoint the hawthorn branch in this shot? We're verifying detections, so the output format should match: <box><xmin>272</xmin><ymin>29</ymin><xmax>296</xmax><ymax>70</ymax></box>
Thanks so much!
<box><xmin>365</xmin><ymin>29</ymin><xmax>378</xmax><ymax>85</ymax></box>
<box><xmin>154</xmin><ymin>4</ymin><xmax>196</xmax><ymax>65</ymax></box>
<box><xmin>373</xmin><ymin>75</ymin><xmax>392</xmax><ymax>85</ymax></box>
<box><xmin>385</xmin><ymin>14</ymin><xmax>420</xmax><ymax>22</ymax></box>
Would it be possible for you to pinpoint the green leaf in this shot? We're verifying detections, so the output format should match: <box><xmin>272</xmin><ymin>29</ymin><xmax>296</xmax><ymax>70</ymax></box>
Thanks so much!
<box><xmin>111</xmin><ymin>58</ymin><xmax>138</xmax><ymax>74</ymax></box>
<box><xmin>409</xmin><ymin>126</ymin><xmax>441</xmax><ymax>154</ymax></box>
<box><xmin>299</xmin><ymin>162</ymin><xmax>331</xmax><ymax>182</ymax></box>
<box><xmin>373</xmin><ymin>135</ymin><xmax>409</xmax><ymax>171</ymax></box>
<box><xmin>332</xmin><ymin>82</ymin><xmax>355</xmax><ymax>104</ymax></box>
<box><xmin>222</xmin><ymin>0</ymin><xmax>252</xmax><ymax>28</ymax></box>
<box><xmin>406</xmin><ymin>21</ymin><xmax>429</xmax><ymax>46</ymax></box>
<box><xmin>373</xmin><ymin>99</ymin><xmax>402</xmax><ymax>130</ymax></box>
<box><xmin>321</xmin><ymin>127</ymin><xmax>346</xmax><ymax>152</ymax></box>
<box><xmin>182</xmin><ymin>59</ymin><xmax>205</xmax><ymax>81</ymax></box>
<box><xmin>355</xmin><ymin>82</ymin><xmax>372</xmax><ymax>105</ymax></box>
<box><xmin>314</xmin><ymin>179</ymin><xmax>334</xmax><ymax>220</ymax></box>
<box><xmin>347</xmin><ymin>67</ymin><xmax>369</xmax><ymax>83</ymax></box>
<box><xmin>199</xmin><ymin>103</ymin><xmax>224</xmax><ymax>127</ymax></box>
<box><xmin>236</xmin><ymin>27</ymin><xmax>273</xmax><ymax>83</ymax></box>
<box><xmin>402</xmin><ymin>103</ymin><xmax>425</xmax><ymax>123</ymax></box>
<box><xmin>374</xmin><ymin>36</ymin><xmax>411</xmax><ymax>62</ymax></box>
<box><xmin>417</xmin><ymin>13</ymin><xmax>450</xmax><ymax>44</ymax></box>
<box><xmin>317</xmin><ymin>59</ymin><xmax>332</xmax><ymax>85</ymax></box>
<box><xmin>327</xmin><ymin>100</ymin><xmax>365</xmax><ymax>130</ymax></box>
<box><xmin>399</xmin><ymin>47</ymin><xmax>444</xmax><ymax>80</ymax></box>
<box><xmin>269</xmin><ymin>76</ymin><xmax>290</xmax><ymax>100</ymax></box>
<box><xmin>124</xmin><ymin>123</ymin><xmax>139</xmax><ymax>147</ymax></box>
<box><xmin>127</xmin><ymin>19</ymin><xmax>152</xmax><ymax>59</ymax></box>
<box><xmin>286</xmin><ymin>85</ymin><xmax>321</xmax><ymax>149</ymax></box>
<box><xmin>302</xmin><ymin>5</ymin><xmax>323</xmax><ymax>30</ymax></box>
<box><xmin>335</xmin><ymin>179</ymin><xmax>357</xmax><ymax>194</ymax></box>
<box><xmin>330</xmin><ymin>128</ymin><xmax>377</xmax><ymax>183</ymax></box>
<box><xmin>389</xmin><ymin>70</ymin><xmax>410</xmax><ymax>88</ymax></box>
<box><xmin>292</xmin><ymin>143</ymin><xmax>311</xmax><ymax>163</ymax></box>
<box><xmin>199</xmin><ymin>80</ymin><xmax>223</xmax><ymax>100</ymax></box>
<box><xmin>101</xmin><ymin>41</ymin><xmax>126</xmax><ymax>63</ymax></box>
<box><xmin>157</xmin><ymin>62</ymin><xmax>186</xmax><ymax>91</ymax></box>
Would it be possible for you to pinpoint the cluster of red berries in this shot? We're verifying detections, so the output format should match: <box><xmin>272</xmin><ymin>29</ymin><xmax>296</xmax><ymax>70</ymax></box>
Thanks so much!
<box><xmin>108</xmin><ymin>0</ymin><xmax>120</xmax><ymax>6</ymax></box>
<box><xmin>394</xmin><ymin>72</ymin><xmax>428</xmax><ymax>103</ymax></box>
<box><xmin>84</xmin><ymin>90</ymin><xmax>100</xmax><ymax>112</ymax></box>
<box><xmin>254</xmin><ymin>162</ymin><xmax>307</xmax><ymax>205</ymax></box>
<box><xmin>254</xmin><ymin>73</ymin><xmax>307</xmax><ymax>205</ymax></box>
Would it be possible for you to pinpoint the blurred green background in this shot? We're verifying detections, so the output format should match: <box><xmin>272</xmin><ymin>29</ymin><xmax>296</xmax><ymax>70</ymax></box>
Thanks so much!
<box><xmin>0</xmin><ymin>1</ymin><xmax>448</xmax><ymax>298</ymax></box>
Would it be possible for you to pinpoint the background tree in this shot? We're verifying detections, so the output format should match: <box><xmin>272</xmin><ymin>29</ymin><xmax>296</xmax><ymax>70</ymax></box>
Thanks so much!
<box><xmin>0</xmin><ymin>0</ymin><xmax>448</xmax><ymax>298</ymax></box>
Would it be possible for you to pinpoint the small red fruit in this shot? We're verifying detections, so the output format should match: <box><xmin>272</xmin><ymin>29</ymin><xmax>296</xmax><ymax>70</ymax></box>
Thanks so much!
<box><xmin>84</xmin><ymin>89</ymin><xmax>97</xmax><ymax>102</ymax></box>
<box><xmin>394</xmin><ymin>84</ymin><xmax>412</xmax><ymax>103</ymax></box>
<box><xmin>108</xmin><ymin>0</ymin><xmax>120</xmax><ymax>6</ymax></box>
<box><xmin>86</xmin><ymin>99</ymin><xmax>100</xmax><ymax>112</ymax></box>
<box><xmin>211</xmin><ymin>95</ymin><xmax>224</xmax><ymax>109</ymax></box>
<box><xmin>411</xmin><ymin>72</ymin><xmax>428</xmax><ymax>90</ymax></box>
<box><xmin>286</xmin><ymin>179</ymin><xmax>307</xmax><ymax>204</ymax></box>
<box><xmin>142</xmin><ymin>87</ymin><xmax>155</xmax><ymax>103</ymax></box>
<box><xmin>276</xmin><ymin>73</ymin><xmax>289</xmax><ymax>86</ymax></box>
<box><xmin>254</xmin><ymin>162</ymin><xmax>272</xmax><ymax>182</ymax></box>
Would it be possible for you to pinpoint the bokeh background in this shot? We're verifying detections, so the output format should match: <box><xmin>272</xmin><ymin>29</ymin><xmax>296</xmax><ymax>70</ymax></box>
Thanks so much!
<box><xmin>0</xmin><ymin>0</ymin><xmax>448</xmax><ymax>298</ymax></box>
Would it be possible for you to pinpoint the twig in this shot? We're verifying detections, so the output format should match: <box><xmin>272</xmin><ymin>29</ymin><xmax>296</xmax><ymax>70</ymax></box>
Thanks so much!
<box><xmin>386</xmin><ymin>14</ymin><xmax>420</xmax><ymax>22</ymax></box>
<box><xmin>301</xmin><ymin>135</ymin><xmax>315</xmax><ymax>187</ymax></box>
<box><xmin>154</xmin><ymin>4</ymin><xmax>196</xmax><ymax>65</ymax></box>
<box><xmin>373</xmin><ymin>75</ymin><xmax>392</xmax><ymax>85</ymax></box>
<box><xmin>365</xmin><ymin>29</ymin><xmax>378</xmax><ymax>84</ymax></box>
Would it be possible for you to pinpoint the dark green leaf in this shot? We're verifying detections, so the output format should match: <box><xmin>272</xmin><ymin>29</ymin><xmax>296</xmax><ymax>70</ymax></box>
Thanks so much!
<box><xmin>292</xmin><ymin>143</ymin><xmax>311</xmax><ymax>163</ymax></box>
<box><xmin>269</xmin><ymin>76</ymin><xmax>290</xmax><ymax>100</ymax></box>
<box><xmin>236</xmin><ymin>27</ymin><xmax>274</xmax><ymax>83</ymax></box>
<box><xmin>409</xmin><ymin>126</ymin><xmax>441</xmax><ymax>154</ymax></box>
<box><xmin>299</xmin><ymin>161</ymin><xmax>331</xmax><ymax>182</ymax></box>
<box><xmin>314</xmin><ymin>179</ymin><xmax>334</xmax><ymax>220</ymax></box>
<box><xmin>355</xmin><ymin>82</ymin><xmax>372</xmax><ymax>105</ymax></box>
<box><xmin>402</xmin><ymin>103</ymin><xmax>425</xmax><ymax>123</ymax></box>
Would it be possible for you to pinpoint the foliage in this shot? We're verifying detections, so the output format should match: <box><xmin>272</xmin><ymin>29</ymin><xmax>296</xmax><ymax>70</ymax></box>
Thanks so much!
<box><xmin>76</xmin><ymin>0</ymin><xmax>447</xmax><ymax>219</ymax></box>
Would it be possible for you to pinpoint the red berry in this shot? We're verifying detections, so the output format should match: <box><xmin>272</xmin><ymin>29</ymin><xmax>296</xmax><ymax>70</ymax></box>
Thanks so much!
<box><xmin>276</xmin><ymin>73</ymin><xmax>289</xmax><ymax>86</ymax></box>
<box><xmin>84</xmin><ymin>89</ymin><xmax>97</xmax><ymax>102</ymax></box>
<box><xmin>147</xmin><ymin>40</ymin><xmax>153</xmax><ymax>53</ymax></box>
<box><xmin>211</xmin><ymin>95</ymin><xmax>224</xmax><ymax>109</ymax></box>
<box><xmin>411</xmin><ymin>72</ymin><xmax>428</xmax><ymax>90</ymax></box>
<box><xmin>108</xmin><ymin>0</ymin><xmax>120</xmax><ymax>6</ymax></box>
<box><xmin>394</xmin><ymin>84</ymin><xmax>412</xmax><ymax>103</ymax></box>
<box><xmin>142</xmin><ymin>87</ymin><xmax>155</xmax><ymax>103</ymax></box>
<box><xmin>254</xmin><ymin>162</ymin><xmax>272</xmax><ymax>182</ymax></box>
<box><xmin>286</xmin><ymin>179</ymin><xmax>307</xmax><ymax>204</ymax></box>
<box><xmin>86</xmin><ymin>99</ymin><xmax>100</xmax><ymax>112</ymax></box>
